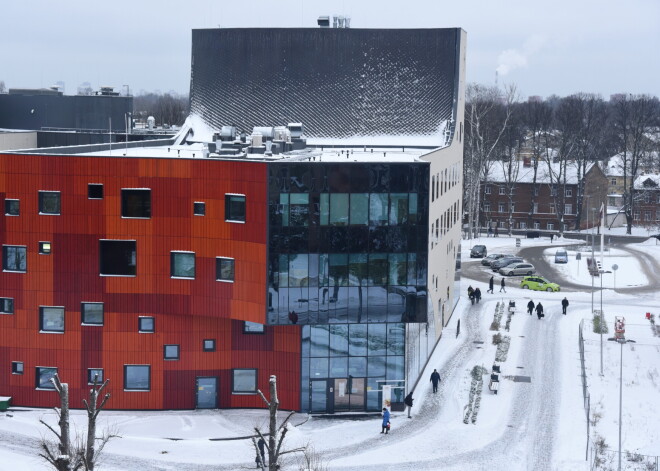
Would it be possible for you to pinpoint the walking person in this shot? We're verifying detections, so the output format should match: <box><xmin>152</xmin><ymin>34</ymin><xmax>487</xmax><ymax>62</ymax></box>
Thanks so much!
<box><xmin>474</xmin><ymin>287</ymin><xmax>481</xmax><ymax>303</ymax></box>
<box><xmin>255</xmin><ymin>437</ymin><xmax>266</xmax><ymax>468</ymax></box>
<box><xmin>468</xmin><ymin>285</ymin><xmax>475</xmax><ymax>305</ymax></box>
<box><xmin>550</xmin><ymin>233</ymin><xmax>554</xmax><ymax>243</ymax></box>
<box><xmin>494</xmin><ymin>226</ymin><xmax>499</xmax><ymax>237</ymax></box>
<box><xmin>535</xmin><ymin>302</ymin><xmax>544</xmax><ymax>319</ymax></box>
<box><xmin>404</xmin><ymin>392</ymin><xmax>414</xmax><ymax>418</ymax></box>
<box><xmin>430</xmin><ymin>369</ymin><xmax>441</xmax><ymax>393</ymax></box>
<box><xmin>561</xmin><ymin>297</ymin><xmax>569</xmax><ymax>315</ymax></box>
<box><xmin>488</xmin><ymin>276</ymin><xmax>494</xmax><ymax>294</ymax></box>
<box><xmin>527</xmin><ymin>300</ymin><xmax>535</xmax><ymax>316</ymax></box>
<box><xmin>500</xmin><ymin>277</ymin><xmax>506</xmax><ymax>293</ymax></box>
<box><xmin>381</xmin><ymin>407</ymin><xmax>390</xmax><ymax>434</ymax></box>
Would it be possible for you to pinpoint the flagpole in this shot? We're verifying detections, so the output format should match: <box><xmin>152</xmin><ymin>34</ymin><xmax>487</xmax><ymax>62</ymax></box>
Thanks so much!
<box><xmin>600</xmin><ymin>203</ymin><xmax>604</xmax><ymax>268</ymax></box>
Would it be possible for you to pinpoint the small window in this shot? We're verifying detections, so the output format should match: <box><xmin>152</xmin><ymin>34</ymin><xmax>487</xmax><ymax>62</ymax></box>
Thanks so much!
<box><xmin>194</xmin><ymin>202</ymin><xmax>206</xmax><ymax>216</ymax></box>
<box><xmin>138</xmin><ymin>316</ymin><xmax>154</xmax><ymax>333</ymax></box>
<box><xmin>498</xmin><ymin>187</ymin><xmax>505</xmax><ymax>195</ymax></box>
<box><xmin>216</xmin><ymin>257</ymin><xmax>235</xmax><ymax>282</ymax></box>
<box><xmin>121</xmin><ymin>189</ymin><xmax>151</xmax><ymax>218</ymax></box>
<box><xmin>99</xmin><ymin>240</ymin><xmax>136</xmax><ymax>276</ymax></box>
<box><xmin>244</xmin><ymin>322</ymin><xmax>265</xmax><ymax>334</ymax></box>
<box><xmin>171</xmin><ymin>252</ymin><xmax>195</xmax><ymax>278</ymax></box>
<box><xmin>164</xmin><ymin>345</ymin><xmax>180</xmax><ymax>360</ymax></box>
<box><xmin>1</xmin><ymin>297</ymin><xmax>14</xmax><ymax>314</ymax></box>
<box><xmin>565</xmin><ymin>204</ymin><xmax>572</xmax><ymax>215</ymax></box>
<box><xmin>3</xmin><ymin>245</ymin><xmax>27</xmax><ymax>272</ymax></box>
<box><xmin>124</xmin><ymin>365</ymin><xmax>150</xmax><ymax>391</ymax></box>
<box><xmin>88</xmin><ymin>184</ymin><xmax>104</xmax><ymax>199</ymax></box>
<box><xmin>225</xmin><ymin>194</ymin><xmax>246</xmax><ymax>222</ymax></box>
<box><xmin>565</xmin><ymin>188</ymin><xmax>573</xmax><ymax>197</ymax></box>
<box><xmin>81</xmin><ymin>303</ymin><xmax>103</xmax><ymax>325</ymax></box>
<box><xmin>203</xmin><ymin>339</ymin><xmax>216</xmax><ymax>352</ymax></box>
<box><xmin>232</xmin><ymin>368</ymin><xmax>257</xmax><ymax>394</ymax></box>
<box><xmin>40</xmin><ymin>306</ymin><xmax>64</xmax><ymax>333</ymax></box>
<box><xmin>547</xmin><ymin>223</ymin><xmax>555</xmax><ymax>230</ymax></box>
<box><xmin>12</xmin><ymin>361</ymin><xmax>23</xmax><ymax>375</ymax></box>
<box><xmin>88</xmin><ymin>368</ymin><xmax>104</xmax><ymax>384</ymax></box>
<box><xmin>39</xmin><ymin>191</ymin><xmax>61</xmax><ymax>215</ymax></box>
<box><xmin>611</xmin><ymin>178</ymin><xmax>617</xmax><ymax>185</ymax></box>
<box><xmin>4</xmin><ymin>199</ymin><xmax>19</xmax><ymax>216</ymax></box>
<box><xmin>36</xmin><ymin>367</ymin><xmax>58</xmax><ymax>389</ymax></box>
<box><xmin>484</xmin><ymin>185</ymin><xmax>491</xmax><ymax>195</ymax></box>
<box><xmin>39</xmin><ymin>242</ymin><xmax>52</xmax><ymax>255</ymax></box>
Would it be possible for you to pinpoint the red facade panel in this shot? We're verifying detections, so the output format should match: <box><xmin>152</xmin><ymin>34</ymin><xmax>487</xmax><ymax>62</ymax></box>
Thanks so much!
<box><xmin>0</xmin><ymin>153</ymin><xmax>300</xmax><ymax>410</ymax></box>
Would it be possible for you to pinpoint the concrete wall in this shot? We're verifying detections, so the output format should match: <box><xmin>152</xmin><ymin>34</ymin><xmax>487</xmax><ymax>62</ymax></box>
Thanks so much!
<box><xmin>0</xmin><ymin>131</ymin><xmax>37</xmax><ymax>150</ymax></box>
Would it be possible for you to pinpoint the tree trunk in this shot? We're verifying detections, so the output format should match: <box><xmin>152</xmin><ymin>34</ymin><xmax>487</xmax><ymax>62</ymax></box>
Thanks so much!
<box><xmin>86</xmin><ymin>387</ymin><xmax>98</xmax><ymax>470</ymax></box>
<box><xmin>268</xmin><ymin>376</ymin><xmax>279</xmax><ymax>471</ymax></box>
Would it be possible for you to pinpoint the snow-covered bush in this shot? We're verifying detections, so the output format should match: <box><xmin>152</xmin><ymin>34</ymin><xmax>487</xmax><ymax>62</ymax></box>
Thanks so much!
<box><xmin>592</xmin><ymin>313</ymin><xmax>609</xmax><ymax>334</ymax></box>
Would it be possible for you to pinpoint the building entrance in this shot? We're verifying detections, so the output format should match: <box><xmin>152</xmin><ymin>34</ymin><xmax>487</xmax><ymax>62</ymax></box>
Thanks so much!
<box><xmin>332</xmin><ymin>377</ymin><xmax>365</xmax><ymax>412</ymax></box>
<box><xmin>196</xmin><ymin>377</ymin><xmax>218</xmax><ymax>409</ymax></box>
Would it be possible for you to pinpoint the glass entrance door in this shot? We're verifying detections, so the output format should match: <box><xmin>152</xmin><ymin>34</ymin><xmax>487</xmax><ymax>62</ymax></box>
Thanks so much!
<box><xmin>310</xmin><ymin>379</ymin><xmax>329</xmax><ymax>413</ymax></box>
<box><xmin>196</xmin><ymin>377</ymin><xmax>218</xmax><ymax>409</ymax></box>
<box><xmin>333</xmin><ymin>377</ymin><xmax>365</xmax><ymax>412</ymax></box>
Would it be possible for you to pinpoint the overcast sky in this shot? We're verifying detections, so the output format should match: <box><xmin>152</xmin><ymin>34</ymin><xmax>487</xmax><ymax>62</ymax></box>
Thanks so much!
<box><xmin>1</xmin><ymin>0</ymin><xmax>658</xmax><ymax>99</ymax></box>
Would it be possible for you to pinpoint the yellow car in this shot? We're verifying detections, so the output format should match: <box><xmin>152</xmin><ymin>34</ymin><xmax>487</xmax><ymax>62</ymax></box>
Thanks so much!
<box><xmin>520</xmin><ymin>276</ymin><xmax>561</xmax><ymax>292</ymax></box>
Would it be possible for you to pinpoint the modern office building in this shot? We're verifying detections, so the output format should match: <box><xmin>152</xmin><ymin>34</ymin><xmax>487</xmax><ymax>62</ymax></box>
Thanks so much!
<box><xmin>0</xmin><ymin>27</ymin><xmax>465</xmax><ymax>413</ymax></box>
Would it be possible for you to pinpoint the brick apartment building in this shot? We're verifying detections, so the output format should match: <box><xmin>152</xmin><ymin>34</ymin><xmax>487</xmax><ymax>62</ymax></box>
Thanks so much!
<box><xmin>480</xmin><ymin>160</ymin><xmax>608</xmax><ymax>232</ymax></box>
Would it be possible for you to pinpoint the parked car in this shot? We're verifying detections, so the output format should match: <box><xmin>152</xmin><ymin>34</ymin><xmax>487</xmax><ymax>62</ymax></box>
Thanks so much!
<box><xmin>520</xmin><ymin>276</ymin><xmax>561</xmax><ymax>292</ymax></box>
<box><xmin>481</xmin><ymin>253</ymin><xmax>506</xmax><ymax>266</ymax></box>
<box><xmin>554</xmin><ymin>250</ymin><xmax>568</xmax><ymax>263</ymax></box>
<box><xmin>491</xmin><ymin>257</ymin><xmax>523</xmax><ymax>272</ymax></box>
<box><xmin>499</xmin><ymin>262</ymin><xmax>536</xmax><ymax>276</ymax></box>
<box><xmin>470</xmin><ymin>245</ymin><xmax>487</xmax><ymax>258</ymax></box>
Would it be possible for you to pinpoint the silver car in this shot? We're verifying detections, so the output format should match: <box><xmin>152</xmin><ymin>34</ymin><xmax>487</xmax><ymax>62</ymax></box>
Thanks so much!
<box><xmin>499</xmin><ymin>262</ymin><xmax>536</xmax><ymax>276</ymax></box>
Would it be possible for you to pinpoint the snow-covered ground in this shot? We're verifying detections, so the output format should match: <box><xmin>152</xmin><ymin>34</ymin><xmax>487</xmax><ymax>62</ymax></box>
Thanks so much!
<box><xmin>0</xmin><ymin>233</ymin><xmax>658</xmax><ymax>470</ymax></box>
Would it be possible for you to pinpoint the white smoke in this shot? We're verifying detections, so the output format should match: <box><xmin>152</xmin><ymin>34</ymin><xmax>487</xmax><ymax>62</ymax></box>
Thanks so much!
<box><xmin>496</xmin><ymin>35</ymin><xmax>546</xmax><ymax>76</ymax></box>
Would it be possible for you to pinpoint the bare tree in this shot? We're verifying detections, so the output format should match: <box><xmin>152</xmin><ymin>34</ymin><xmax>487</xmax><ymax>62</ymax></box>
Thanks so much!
<box><xmin>295</xmin><ymin>446</ymin><xmax>330</xmax><ymax>471</ymax></box>
<box><xmin>0</xmin><ymin>80</ymin><xmax>6</xmax><ymax>93</ymax></box>
<box><xmin>39</xmin><ymin>375</ymin><xmax>116</xmax><ymax>471</ymax></box>
<box><xmin>133</xmin><ymin>92</ymin><xmax>188</xmax><ymax>127</ymax></box>
<box><xmin>81</xmin><ymin>375</ymin><xmax>113</xmax><ymax>471</ymax></box>
<box><xmin>39</xmin><ymin>374</ymin><xmax>78</xmax><ymax>471</ymax></box>
<box><xmin>253</xmin><ymin>375</ymin><xmax>305</xmax><ymax>471</ymax></box>
<box><xmin>610</xmin><ymin>94</ymin><xmax>660</xmax><ymax>233</ymax></box>
<box><xmin>463</xmin><ymin>83</ymin><xmax>516</xmax><ymax>238</ymax></box>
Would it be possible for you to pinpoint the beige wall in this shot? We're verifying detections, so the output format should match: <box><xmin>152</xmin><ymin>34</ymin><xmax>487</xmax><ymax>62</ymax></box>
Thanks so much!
<box><xmin>422</xmin><ymin>29</ymin><xmax>466</xmax><ymax>338</ymax></box>
<box><xmin>0</xmin><ymin>131</ymin><xmax>37</xmax><ymax>150</ymax></box>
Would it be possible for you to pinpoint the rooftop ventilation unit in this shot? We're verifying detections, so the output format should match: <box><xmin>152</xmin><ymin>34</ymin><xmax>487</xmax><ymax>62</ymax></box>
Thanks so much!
<box><xmin>220</xmin><ymin>125</ymin><xmax>236</xmax><ymax>141</ymax></box>
<box><xmin>317</xmin><ymin>16</ymin><xmax>330</xmax><ymax>28</ymax></box>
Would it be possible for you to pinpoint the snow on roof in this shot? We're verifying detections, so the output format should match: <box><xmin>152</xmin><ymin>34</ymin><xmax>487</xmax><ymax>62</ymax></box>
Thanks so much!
<box><xmin>634</xmin><ymin>173</ymin><xmax>660</xmax><ymax>189</ymax></box>
<box><xmin>485</xmin><ymin>160</ymin><xmax>595</xmax><ymax>185</ymax></box>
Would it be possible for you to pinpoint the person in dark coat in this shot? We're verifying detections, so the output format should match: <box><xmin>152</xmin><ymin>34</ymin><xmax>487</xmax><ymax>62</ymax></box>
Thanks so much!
<box><xmin>404</xmin><ymin>392</ymin><xmax>414</xmax><ymax>418</ymax></box>
<box><xmin>488</xmin><ymin>276</ymin><xmax>494</xmax><ymax>294</ymax></box>
<box><xmin>467</xmin><ymin>286</ymin><xmax>475</xmax><ymax>304</ymax></box>
<box><xmin>430</xmin><ymin>369</ymin><xmax>441</xmax><ymax>393</ymax></box>
<box><xmin>500</xmin><ymin>278</ymin><xmax>506</xmax><ymax>293</ymax></box>
<box><xmin>474</xmin><ymin>287</ymin><xmax>482</xmax><ymax>303</ymax></box>
<box><xmin>535</xmin><ymin>302</ymin><xmax>544</xmax><ymax>319</ymax></box>
<box><xmin>494</xmin><ymin>226</ymin><xmax>499</xmax><ymax>237</ymax></box>
<box><xmin>550</xmin><ymin>233</ymin><xmax>554</xmax><ymax>243</ymax></box>
<box><xmin>561</xmin><ymin>297</ymin><xmax>569</xmax><ymax>315</ymax></box>
<box><xmin>256</xmin><ymin>437</ymin><xmax>266</xmax><ymax>468</ymax></box>
<box><xmin>527</xmin><ymin>300</ymin><xmax>535</xmax><ymax>316</ymax></box>
<box><xmin>288</xmin><ymin>310</ymin><xmax>298</xmax><ymax>324</ymax></box>
<box><xmin>381</xmin><ymin>408</ymin><xmax>391</xmax><ymax>434</ymax></box>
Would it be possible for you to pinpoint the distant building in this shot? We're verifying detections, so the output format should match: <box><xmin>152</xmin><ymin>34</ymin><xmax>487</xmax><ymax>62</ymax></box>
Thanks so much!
<box><xmin>634</xmin><ymin>174</ymin><xmax>660</xmax><ymax>226</ymax></box>
<box><xmin>0</xmin><ymin>86</ymin><xmax>132</xmax><ymax>132</ymax></box>
<box><xmin>480</xmin><ymin>160</ymin><xmax>608</xmax><ymax>232</ymax></box>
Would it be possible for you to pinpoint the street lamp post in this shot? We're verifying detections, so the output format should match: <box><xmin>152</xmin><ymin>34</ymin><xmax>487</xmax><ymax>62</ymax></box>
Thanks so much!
<box><xmin>608</xmin><ymin>330</ymin><xmax>635</xmax><ymax>471</ymax></box>
<box><xmin>599</xmin><ymin>269</ymin><xmax>612</xmax><ymax>376</ymax></box>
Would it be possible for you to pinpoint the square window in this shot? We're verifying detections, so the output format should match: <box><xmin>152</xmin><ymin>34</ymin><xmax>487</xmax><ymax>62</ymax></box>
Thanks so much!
<box><xmin>138</xmin><ymin>316</ymin><xmax>154</xmax><ymax>333</ymax></box>
<box><xmin>164</xmin><ymin>345</ymin><xmax>180</xmax><ymax>360</ymax></box>
<box><xmin>565</xmin><ymin>188</ymin><xmax>573</xmax><ymax>197</ymax></box>
<box><xmin>3</xmin><ymin>245</ymin><xmax>27</xmax><ymax>272</ymax></box>
<box><xmin>88</xmin><ymin>184</ymin><xmax>104</xmax><ymax>199</ymax></box>
<box><xmin>484</xmin><ymin>185</ymin><xmax>491</xmax><ymax>195</ymax></box>
<box><xmin>194</xmin><ymin>202</ymin><xmax>206</xmax><ymax>216</ymax></box>
<box><xmin>203</xmin><ymin>339</ymin><xmax>216</xmax><ymax>352</ymax></box>
<box><xmin>225</xmin><ymin>194</ymin><xmax>246</xmax><ymax>222</ymax></box>
<box><xmin>1</xmin><ymin>297</ymin><xmax>14</xmax><ymax>314</ymax></box>
<box><xmin>88</xmin><ymin>368</ymin><xmax>104</xmax><ymax>384</ymax></box>
<box><xmin>39</xmin><ymin>191</ymin><xmax>61</xmax><ymax>215</ymax></box>
<box><xmin>36</xmin><ymin>367</ymin><xmax>57</xmax><ymax>389</ymax></box>
<box><xmin>81</xmin><ymin>303</ymin><xmax>103</xmax><ymax>325</ymax></box>
<box><xmin>99</xmin><ymin>240</ymin><xmax>136</xmax><ymax>276</ymax></box>
<box><xmin>39</xmin><ymin>241</ymin><xmax>51</xmax><ymax>255</ymax></box>
<box><xmin>12</xmin><ymin>361</ymin><xmax>23</xmax><ymax>375</ymax></box>
<box><xmin>232</xmin><ymin>368</ymin><xmax>257</xmax><ymax>393</ymax></box>
<box><xmin>611</xmin><ymin>178</ymin><xmax>617</xmax><ymax>186</ymax></box>
<box><xmin>121</xmin><ymin>189</ymin><xmax>151</xmax><ymax>218</ymax></box>
<box><xmin>498</xmin><ymin>187</ymin><xmax>505</xmax><ymax>195</ymax></box>
<box><xmin>244</xmin><ymin>321</ymin><xmax>265</xmax><ymax>334</ymax></box>
<box><xmin>40</xmin><ymin>306</ymin><xmax>64</xmax><ymax>333</ymax></box>
<box><xmin>124</xmin><ymin>365</ymin><xmax>150</xmax><ymax>390</ymax></box>
<box><xmin>547</xmin><ymin>223</ymin><xmax>555</xmax><ymax>230</ymax></box>
<box><xmin>171</xmin><ymin>252</ymin><xmax>195</xmax><ymax>278</ymax></box>
<box><xmin>216</xmin><ymin>257</ymin><xmax>235</xmax><ymax>282</ymax></box>
<box><xmin>4</xmin><ymin>199</ymin><xmax>19</xmax><ymax>216</ymax></box>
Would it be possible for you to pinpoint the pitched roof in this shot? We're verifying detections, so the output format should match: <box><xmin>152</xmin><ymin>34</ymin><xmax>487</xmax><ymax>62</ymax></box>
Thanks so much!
<box><xmin>485</xmin><ymin>160</ymin><xmax>595</xmax><ymax>185</ymax></box>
